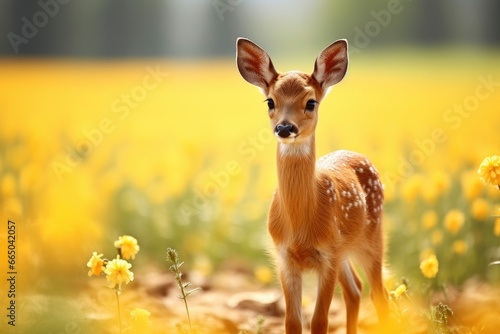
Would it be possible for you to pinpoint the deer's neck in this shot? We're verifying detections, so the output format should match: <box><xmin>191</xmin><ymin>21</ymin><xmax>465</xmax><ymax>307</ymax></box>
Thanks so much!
<box><xmin>276</xmin><ymin>137</ymin><xmax>317</xmax><ymax>227</ymax></box>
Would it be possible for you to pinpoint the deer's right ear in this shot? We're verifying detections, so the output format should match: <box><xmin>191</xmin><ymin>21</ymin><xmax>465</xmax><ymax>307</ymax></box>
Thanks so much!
<box><xmin>236</xmin><ymin>38</ymin><xmax>278</xmax><ymax>93</ymax></box>
<box><xmin>312</xmin><ymin>39</ymin><xmax>348</xmax><ymax>89</ymax></box>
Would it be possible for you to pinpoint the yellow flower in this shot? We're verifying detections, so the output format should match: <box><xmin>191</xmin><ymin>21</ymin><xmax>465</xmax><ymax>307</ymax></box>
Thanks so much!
<box><xmin>1</xmin><ymin>173</ymin><xmax>17</xmax><ymax>197</ymax></box>
<box><xmin>478</xmin><ymin>155</ymin><xmax>500</xmax><ymax>187</ymax></box>
<box><xmin>254</xmin><ymin>265</ymin><xmax>274</xmax><ymax>284</ymax></box>
<box><xmin>431</xmin><ymin>170</ymin><xmax>451</xmax><ymax>194</ymax></box>
<box><xmin>104</xmin><ymin>257</ymin><xmax>134</xmax><ymax>287</ymax></box>
<box><xmin>393</xmin><ymin>284</ymin><xmax>407</xmax><ymax>298</ymax></box>
<box><xmin>114</xmin><ymin>235</ymin><xmax>140</xmax><ymax>260</ymax></box>
<box><xmin>420</xmin><ymin>254</ymin><xmax>439</xmax><ymax>279</ymax></box>
<box><xmin>452</xmin><ymin>240</ymin><xmax>467</xmax><ymax>255</ymax></box>
<box><xmin>422</xmin><ymin>210</ymin><xmax>438</xmax><ymax>230</ymax></box>
<box><xmin>419</xmin><ymin>248</ymin><xmax>435</xmax><ymax>262</ymax></box>
<box><xmin>401</xmin><ymin>174</ymin><xmax>423</xmax><ymax>203</ymax></box>
<box><xmin>461</xmin><ymin>170</ymin><xmax>484</xmax><ymax>200</ymax></box>
<box><xmin>422</xmin><ymin>171</ymin><xmax>450</xmax><ymax>204</ymax></box>
<box><xmin>471</xmin><ymin>198</ymin><xmax>490</xmax><ymax>221</ymax></box>
<box><xmin>431</xmin><ymin>230</ymin><xmax>443</xmax><ymax>246</ymax></box>
<box><xmin>129</xmin><ymin>307</ymin><xmax>151</xmax><ymax>328</ymax></box>
<box><xmin>87</xmin><ymin>252</ymin><xmax>105</xmax><ymax>277</ymax></box>
<box><xmin>494</xmin><ymin>218</ymin><xmax>500</xmax><ymax>237</ymax></box>
<box><xmin>3</xmin><ymin>197</ymin><xmax>23</xmax><ymax>217</ymax></box>
<box><xmin>444</xmin><ymin>209</ymin><xmax>465</xmax><ymax>235</ymax></box>
<box><xmin>193</xmin><ymin>255</ymin><xmax>213</xmax><ymax>277</ymax></box>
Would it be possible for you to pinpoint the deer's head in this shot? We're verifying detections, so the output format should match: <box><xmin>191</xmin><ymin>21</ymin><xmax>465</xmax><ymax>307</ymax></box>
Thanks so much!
<box><xmin>236</xmin><ymin>38</ymin><xmax>348</xmax><ymax>148</ymax></box>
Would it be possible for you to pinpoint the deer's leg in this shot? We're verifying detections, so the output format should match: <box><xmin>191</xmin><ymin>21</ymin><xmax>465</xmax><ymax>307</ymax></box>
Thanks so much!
<box><xmin>311</xmin><ymin>265</ymin><xmax>337</xmax><ymax>334</ymax></box>
<box><xmin>339</xmin><ymin>260</ymin><xmax>363</xmax><ymax>334</ymax></box>
<box><xmin>358</xmin><ymin>231</ymin><xmax>389</xmax><ymax>327</ymax></box>
<box><xmin>366</xmin><ymin>258</ymin><xmax>389</xmax><ymax>325</ymax></box>
<box><xmin>279</xmin><ymin>260</ymin><xmax>303</xmax><ymax>334</ymax></box>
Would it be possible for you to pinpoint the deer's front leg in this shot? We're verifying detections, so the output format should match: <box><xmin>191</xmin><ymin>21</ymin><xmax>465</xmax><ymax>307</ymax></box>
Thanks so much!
<box><xmin>311</xmin><ymin>263</ymin><xmax>337</xmax><ymax>334</ymax></box>
<box><xmin>278</xmin><ymin>253</ymin><xmax>303</xmax><ymax>334</ymax></box>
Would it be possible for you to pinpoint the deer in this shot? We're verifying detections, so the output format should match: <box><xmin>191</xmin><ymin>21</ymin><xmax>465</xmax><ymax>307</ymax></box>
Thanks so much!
<box><xmin>236</xmin><ymin>37</ymin><xmax>390</xmax><ymax>334</ymax></box>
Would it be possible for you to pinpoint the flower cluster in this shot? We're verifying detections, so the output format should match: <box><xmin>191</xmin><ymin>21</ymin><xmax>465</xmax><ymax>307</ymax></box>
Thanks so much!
<box><xmin>478</xmin><ymin>155</ymin><xmax>500</xmax><ymax>189</ymax></box>
<box><xmin>87</xmin><ymin>235</ymin><xmax>138</xmax><ymax>290</ymax></box>
<box><xmin>87</xmin><ymin>235</ymin><xmax>149</xmax><ymax>333</ymax></box>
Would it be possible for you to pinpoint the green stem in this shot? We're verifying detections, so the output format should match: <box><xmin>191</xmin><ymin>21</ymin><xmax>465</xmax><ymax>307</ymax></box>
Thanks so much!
<box><xmin>116</xmin><ymin>290</ymin><xmax>122</xmax><ymax>334</ymax></box>
<box><xmin>167</xmin><ymin>248</ymin><xmax>200</xmax><ymax>333</ymax></box>
<box><xmin>175</xmin><ymin>273</ymin><xmax>193</xmax><ymax>331</ymax></box>
<box><xmin>183</xmin><ymin>292</ymin><xmax>193</xmax><ymax>331</ymax></box>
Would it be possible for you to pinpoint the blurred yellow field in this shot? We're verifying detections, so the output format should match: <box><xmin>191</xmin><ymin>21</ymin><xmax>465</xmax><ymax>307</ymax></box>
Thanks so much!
<box><xmin>1</xmin><ymin>50</ymin><xmax>500</xmax><ymax>332</ymax></box>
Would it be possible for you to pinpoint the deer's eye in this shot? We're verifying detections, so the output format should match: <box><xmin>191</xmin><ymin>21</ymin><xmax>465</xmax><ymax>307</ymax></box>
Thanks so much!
<box><xmin>266</xmin><ymin>98</ymin><xmax>275</xmax><ymax>110</ymax></box>
<box><xmin>305</xmin><ymin>100</ymin><xmax>317</xmax><ymax>112</ymax></box>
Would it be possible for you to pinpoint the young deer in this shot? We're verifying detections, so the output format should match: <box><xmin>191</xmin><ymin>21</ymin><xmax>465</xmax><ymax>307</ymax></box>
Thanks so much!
<box><xmin>236</xmin><ymin>38</ymin><xmax>389</xmax><ymax>334</ymax></box>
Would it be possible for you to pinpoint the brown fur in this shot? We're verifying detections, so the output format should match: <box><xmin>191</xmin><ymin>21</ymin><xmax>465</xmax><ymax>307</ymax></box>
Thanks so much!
<box><xmin>236</xmin><ymin>38</ymin><xmax>389</xmax><ymax>334</ymax></box>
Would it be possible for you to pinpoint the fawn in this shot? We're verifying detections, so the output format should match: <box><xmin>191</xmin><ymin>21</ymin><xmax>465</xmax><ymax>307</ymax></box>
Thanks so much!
<box><xmin>236</xmin><ymin>38</ymin><xmax>389</xmax><ymax>334</ymax></box>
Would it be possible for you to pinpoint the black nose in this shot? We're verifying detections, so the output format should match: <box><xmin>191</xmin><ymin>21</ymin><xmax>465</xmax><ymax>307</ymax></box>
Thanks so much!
<box><xmin>275</xmin><ymin>124</ymin><xmax>295</xmax><ymax>138</ymax></box>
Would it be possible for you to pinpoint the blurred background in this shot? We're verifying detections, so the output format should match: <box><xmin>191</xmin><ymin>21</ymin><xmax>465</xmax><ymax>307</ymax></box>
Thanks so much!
<box><xmin>0</xmin><ymin>0</ymin><xmax>500</xmax><ymax>332</ymax></box>
<box><xmin>1</xmin><ymin>0</ymin><xmax>500</xmax><ymax>57</ymax></box>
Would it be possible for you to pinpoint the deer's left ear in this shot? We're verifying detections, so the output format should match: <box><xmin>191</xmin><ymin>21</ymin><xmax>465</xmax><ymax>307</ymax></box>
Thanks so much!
<box><xmin>312</xmin><ymin>39</ymin><xmax>348</xmax><ymax>89</ymax></box>
<box><xmin>236</xmin><ymin>38</ymin><xmax>278</xmax><ymax>94</ymax></box>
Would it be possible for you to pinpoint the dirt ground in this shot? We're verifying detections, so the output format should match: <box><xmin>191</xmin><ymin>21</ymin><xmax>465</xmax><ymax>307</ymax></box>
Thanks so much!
<box><xmin>76</xmin><ymin>266</ymin><xmax>500</xmax><ymax>334</ymax></box>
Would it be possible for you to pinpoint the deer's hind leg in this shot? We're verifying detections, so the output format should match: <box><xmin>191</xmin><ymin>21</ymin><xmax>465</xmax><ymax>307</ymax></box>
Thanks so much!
<box><xmin>339</xmin><ymin>260</ymin><xmax>363</xmax><ymax>334</ymax></box>
<box><xmin>357</xmin><ymin>228</ymin><xmax>389</xmax><ymax>327</ymax></box>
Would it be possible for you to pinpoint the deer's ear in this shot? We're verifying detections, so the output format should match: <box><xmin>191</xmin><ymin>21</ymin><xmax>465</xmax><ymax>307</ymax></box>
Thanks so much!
<box><xmin>236</xmin><ymin>38</ymin><xmax>278</xmax><ymax>93</ymax></box>
<box><xmin>312</xmin><ymin>39</ymin><xmax>348</xmax><ymax>89</ymax></box>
